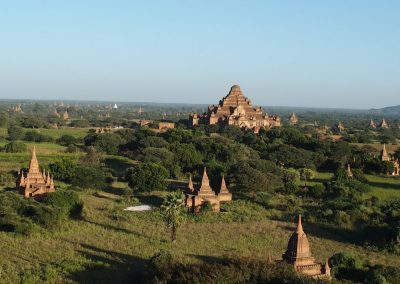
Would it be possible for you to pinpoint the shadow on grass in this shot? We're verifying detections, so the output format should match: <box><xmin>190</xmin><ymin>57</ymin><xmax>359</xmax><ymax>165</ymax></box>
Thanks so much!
<box><xmin>83</xmin><ymin>219</ymin><xmax>164</xmax><ymax>243</ymax></box>
<box><xmin>367</xmin><ymin>181</ymin><xmax>400</xmax><ymax>190</ymax></box>
<box><xmin>102</xmin><ymin>185</ymin><xmax>126</xmax><ymax>196</ymax></box>
<box><xmin>68</xmin><ymin>242</ymin><xmax>150</xmax><ymax>283</ymax></box>
<box><xmin>104</xmin><ymin>157</ymin><xmax>135</xmax><ymax>178</ymax></box>
<box><xmin>136</xmin><ymin>195</ymin><xmax>164</xmax><ymax>207</ymax></box>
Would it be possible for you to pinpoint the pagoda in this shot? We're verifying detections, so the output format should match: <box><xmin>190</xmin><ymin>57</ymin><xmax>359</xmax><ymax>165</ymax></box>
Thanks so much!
<box><xmin>184</xmin><ymin>168</ymin><xmax>232</xmax><ymax>212</ymax></box>
<box><xmin>282</xmin><ymin>215</ymin><xmax>331</xmax><ymax>279</ymax></box>
<box><xmin>16</xmin><ymin>146</ymin><xmax>56</xmax><ymax>199</ymax></box>
<box><xmin>380</xmin><ymin>118</ymin><xmax>389</xmax><ymax>129</ymax></box>
<box><xmin>189</xmin><ymin>85</ymin><xmax>281</xmax><ymax>133</ymax></box>
<box><xmin>346</xmin><ymin>164</ymin><xmax>353</xmax><ymax>178</ymax></box>
<box><xmin>289</xmin><ymin>113</ymin><xmax>298</xmax><ymax>125</ymax></box>
<box><xmin>216</xmin><ymin>175</ymin><xmax>232</xmax><ymax>202</ymax></box>
<box><xmin>369</xmin><ymin>119</ymin><xmax>376</xmax><ymax>129</ymax></box>
<box><xmin>381</xmin><ymin>144</ymin><xmax>399</xmax><ymax>176</ymax></box>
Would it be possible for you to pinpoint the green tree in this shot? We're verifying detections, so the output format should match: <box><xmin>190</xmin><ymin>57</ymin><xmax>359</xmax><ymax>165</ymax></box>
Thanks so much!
<box><xmin>282</xmin><ymin>168</ymin><xmax>300</xmax><ymax>184</ymax></box>
<box><xmin>7</xmin><ymin>125</ymin><xmax>24</xmax><ymax>141</ymax></box>
<box><xmin>93</xmin><ymin>133</ymin><xmax>124</xmax><ymax>155</ymax></box>
<box><xmin>71</xmin><ymin>166</ymin><xmax>106</xmax><ymax>189</ymax></box>
<box><xmin>125</xmin><ymin>163</ymin><xmax>168</xmax><ymax>193</ymax></box>
<box><xmin>3</xmin><ymin>141</ymin><xmax>27</xmax><ymax>153</ymax></box>
<box><xmin>48</xmin><ymin>158</ymin><xmax>78</xmax><ymax>183</ymax></box>
<box><xmin>161</xmin><ymin>191</ymin><xmax>186</xmax><ymax>242</ymax></box>
<box><xmin>57</xmin><ymin>134</ymin><xmax>76</xmax><ymax>146</ymax></box>
<box><xmin>0</xmin><ymin>112</ymin><xmax>8</xmax><ymax>127</ymax></box>
<box><xmin>299</xmin><ymin>168</ymin><xmax>315</xmax><ymax>186</ymax></box>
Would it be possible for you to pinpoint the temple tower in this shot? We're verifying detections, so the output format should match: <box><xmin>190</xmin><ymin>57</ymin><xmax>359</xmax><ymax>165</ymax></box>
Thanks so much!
<box><xmin>381</xmin><ymin>144</ymin><xmax>390</xmax><ymax>161</ymax></box>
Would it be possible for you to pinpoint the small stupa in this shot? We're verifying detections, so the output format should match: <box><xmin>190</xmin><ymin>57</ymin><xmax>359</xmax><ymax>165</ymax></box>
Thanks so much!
<box><xmin>289</xmin><ymin>113</ymin><xmax>298</xmax><ymax>125</ymax></box>
<box><xmin>282</xmin><ymin>215</ymin><xmax>331</xmax><ymax>279</ymax></box>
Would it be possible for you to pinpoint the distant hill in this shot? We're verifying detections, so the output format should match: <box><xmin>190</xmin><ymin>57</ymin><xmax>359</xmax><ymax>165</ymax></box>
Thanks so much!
<box><xmin>370</xmin><ymin>105</ymin><xmax>400</xmax><ymax>116</ymax></box>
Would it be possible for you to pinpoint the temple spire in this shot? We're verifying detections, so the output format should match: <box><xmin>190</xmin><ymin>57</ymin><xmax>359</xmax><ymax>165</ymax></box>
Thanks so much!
<box><xmin>296</xmin><ymin>214</ymin><xmax>304</xmax><ymax>234</ymax></box>
<box><xmin>220</xmin><ymin>175</ymin><xmax>228</xmax><ymax>193</ymax></box>
<box><xmin>187</xmin><ymin>175</ymin><xmax>194</xmax><ymax>193</ymax></box>
<box><xmin>28</xmin><ymin>146</ymin><xmax>40</xmax><ymax>174</ymax></box>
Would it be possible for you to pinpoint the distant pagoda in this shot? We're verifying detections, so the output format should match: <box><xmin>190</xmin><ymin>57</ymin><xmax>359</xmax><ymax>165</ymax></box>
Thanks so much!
<box><xmin>289</xmin><ymin>113</ymin><xmax>298</xmax><ymax>125</ymax></box>
<box><xmin>189</xmin><ymin>85</ymin><xmax>281</xmax><ymax>133</ymax></box>
<box><xmin>16</xmin><ymin>146</ymin><xmax>55</xmax><ymax>199</ymax></box>
<box><xmin>369</xmin><ymin>119</ymin><xmax>376</xmax><ymax>129</ymax></box>
<box><xmin>380</xmin><ymin>118</ymin><xmax>389</xmax><ymax>129</ymax></box>
<box><xmin>282</xmin><ymin>215</ymin><xmax>331</xmax><ymax>279</ymax></box>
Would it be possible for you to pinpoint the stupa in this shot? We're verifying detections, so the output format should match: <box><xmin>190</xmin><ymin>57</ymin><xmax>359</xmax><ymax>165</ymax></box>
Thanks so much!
<box><xmin>282</xmin><ymin>215</ymin><xmax>331</xmax><ymax>279</ymax></box>
<box><xmin>190</xmin><ymin>85</ymin><xmax>281</xmax><ymax>133</ymax></box>
<box><xmin>380</xmin><ymin>118</ymin><xmax>389</xmax><ymax>129</ymax></box>
<box><xmin>289</xmin><ymin>113</ymin><xmax>298</xmax><ymax>125</ymax></box>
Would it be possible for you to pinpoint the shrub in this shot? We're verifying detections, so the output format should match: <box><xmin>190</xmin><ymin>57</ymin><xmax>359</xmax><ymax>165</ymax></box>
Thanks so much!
<box><xmin>42</xmin><ymin>190</ymin><xmax>83</xmax><ymax>219</ymax></box>
<box><xmin>7</xmin><ymin>125</ymin><xmax>24</xmax><ymax>141</ymax></box>
<box><xmin>24</xmin><ymin>130</ymin><xmax>53</xmax><ymax>142</ymax></box>
<box><xmin>3</xmin><ymin>141</ymin><xmax>27</xmax><ymax>153</ymax></box>
<box><xmin>57</xmin><ymin>134</ymin><xmax>77</xmax><ymax>146</ymax></box>
<box><xmin>125</xmin><ymin>163</ymin><xmax>168</xmax><ymax>193</ymax></box>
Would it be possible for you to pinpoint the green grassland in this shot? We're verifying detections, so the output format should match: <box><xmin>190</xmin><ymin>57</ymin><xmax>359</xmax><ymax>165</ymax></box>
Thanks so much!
<box><xmin>0</xmin><ymin>131</ymin><xmax>400</xmax><ymax>282</ymax></box>
<box><xmin>0</xmin><ymin>127</ymin><xmax>90</xmax><ymax>140</ymax></box>
<box><xmin>0</xmin><ymin>190</ymin><xmax>399</xmax><ymax>283</ymax></box>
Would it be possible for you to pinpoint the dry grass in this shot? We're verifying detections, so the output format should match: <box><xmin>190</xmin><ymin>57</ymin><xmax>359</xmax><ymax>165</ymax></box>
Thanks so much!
<box><xmin>0</xmin><ymin>191</ymin><xmax>399</xmax><ymax>283</ymax></box>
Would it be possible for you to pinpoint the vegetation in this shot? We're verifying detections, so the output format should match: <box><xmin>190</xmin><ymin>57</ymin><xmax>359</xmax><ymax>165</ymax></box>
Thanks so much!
<box><xmin>0</xmin><ymin>102</ymin><xmax>399</xmax><ymax>282</ymax></box>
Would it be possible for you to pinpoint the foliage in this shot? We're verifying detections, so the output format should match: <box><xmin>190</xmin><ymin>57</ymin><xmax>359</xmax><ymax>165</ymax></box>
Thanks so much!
<box><xmin>48</xmin><ymin>157</ymin><xmax>78</xmax><ymax>183</ymax></box>
<box><xmin>7</xmin><ymin>125</ymin><xmax>24</xmax><ymax>141</ymax></box>
<box><xmin>24</xmin><ymin>130</ymin><xmax>54</xmax><ymax>143</ymax></box>
<box><xmin>125</xmin><ymin>163</ymin><xmax>168</xmax><ymax>193</ymax></box>
<box><xmin>2</xmin><ymin>141</ymin><xmax>27</xmax><ymax>153</ymax></box>
<box><xmin>71</xmin><ymin>165</ymin><xmax>107</xmax><ymax>189</ymax></box>
<box><xmin>160</xmin><ymin>191</ymin><xmax>186</xmax><ymax>242</ymax></box>
<box><xmin>57</xmin><ymin>134</ymin><xmax>77</xmax><ymax>146</ymax></box>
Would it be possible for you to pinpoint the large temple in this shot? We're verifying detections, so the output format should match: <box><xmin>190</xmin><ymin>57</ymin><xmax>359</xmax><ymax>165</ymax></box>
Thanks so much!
<box><xmin>16</xmin><ymin>146</ymin><xmax>56</xmax><ymax>199</ymax></box>
<box><xmin>282</xmin><ymin>215</ymin><xmax>331</xmax><ymax>279</ymax></box>
<box><xmin>189</xmin><ymin>85</ymin><xmax>281</xmax><ymax>133</ymax></box>
<box><xmin>184</xmin><ymin>168</ymin><xmax>232</xmax><ymax>212</ymax></box>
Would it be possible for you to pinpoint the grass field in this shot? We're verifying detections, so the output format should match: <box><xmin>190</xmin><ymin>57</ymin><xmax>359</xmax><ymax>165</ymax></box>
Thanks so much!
<box><xmin>0</xmin><ymin>127</ymin><xmax>89</xmax><ymax>140</ymax></box>
<box><xmin>0</xmin><ymin>190</ymin><xmax>399</xmax><ymax>283</ymax></box>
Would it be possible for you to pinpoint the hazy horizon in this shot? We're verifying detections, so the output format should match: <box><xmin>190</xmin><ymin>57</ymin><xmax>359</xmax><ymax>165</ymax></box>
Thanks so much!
<box><xmin>1</xmin><ymin>1</ymin><xmax>399</xmax><ymax>109</ymax></box>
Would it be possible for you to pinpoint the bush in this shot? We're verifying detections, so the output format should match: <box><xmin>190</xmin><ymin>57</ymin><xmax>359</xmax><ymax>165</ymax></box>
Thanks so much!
<box><xmin>48</xmin><ymin>158</ymin><xmax>78</xmax><ymax>183</ymax></box>
<box><xmin>57</xmin><ymin>134</ymin><xmax>76</xmax><ymax>146</ymax></box>
<box><xmin>3</xmin><ymin>141</ymin><xmax>27</xmax><ymax>153</ymax></box>
<box><xmin>125</xmin><ymin>163</ymin><xmax>168</xmax><ymax>193</ymax></box>
<box><xmin>71</xmin><ymin>165</ymin><xmax>106</xmax><ymax>189</ymax></box>
<box><xmin>24</xmin><ymin>130</ymin><xmax>53</xmax><ymax>143</ymax></box>
<box><xmin>7</xmin><ymin>125</ymin><xmax>24</xmax><ymax>141</ymax></box>
<box><xmin>42</xmin><ymin>190</ymin><xmax>83</xmax><ymax>219</ymax></box>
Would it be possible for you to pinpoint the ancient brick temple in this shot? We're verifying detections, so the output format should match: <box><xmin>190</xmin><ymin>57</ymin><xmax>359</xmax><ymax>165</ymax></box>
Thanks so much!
<box><xmin>282</xmin><ymin>215</ymin><xmax>331</xmax><ymax>279</ymax></box>
<box><xmin>189</xmin><ymin>85</ymin><xmax>281</xmax><ymax>133</ymax></box>
<box><xmin>184</xmin><ymin>168</ymin><xmax>232</xmax><ymax>212</ymax></box>
<box><xmin>16</xmin><ymin>146</ymin><xmax>55</xmax><ymax>199</ymax></box>
<box><xmin>381</xmin><ymin>144</ymin><xmax>399</xmax><ymax>176</ymax></box>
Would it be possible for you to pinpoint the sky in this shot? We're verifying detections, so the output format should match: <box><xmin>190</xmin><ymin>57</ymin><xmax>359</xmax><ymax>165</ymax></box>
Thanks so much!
<box><xmin>0</xmin><ymin>1</ymin><xmax>399</xmax><ymax>109</ymax></box>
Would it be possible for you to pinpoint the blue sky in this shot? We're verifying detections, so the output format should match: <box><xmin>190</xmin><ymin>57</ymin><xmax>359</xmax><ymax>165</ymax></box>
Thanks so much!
<box><xmin>0</xmin><ymin>1</ymin><xmax>399</xmax><ymax>109</ymax></box>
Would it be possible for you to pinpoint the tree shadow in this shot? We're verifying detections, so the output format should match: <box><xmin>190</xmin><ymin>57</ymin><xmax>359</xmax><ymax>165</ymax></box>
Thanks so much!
<box><xmin>83</xmin><ymin>219</ymin><xmax>164</xmax><ymax>243</ymax></box>
<box><xmin>367</xmin><ymin>181</ymin><xmax>400</xmax><ymax>190</ymax></box>
<box><xmin>102</xmin><ymin>185</ymin><xmax>126</xmax><ymax>196</ymax></box>
<box><xmin>104</xmin><ymin>157</ymin><xmax>136</xmax><ymax>178</ymax></box>
<box><xmin>66</xmin><ymin>242</ymin><xmax>150</xmax><ymax>283</ymax></box>
<box><xmin>136</xmin><ymin>195</ymin><xmax>164</xmax><ymax>207</ymax></box>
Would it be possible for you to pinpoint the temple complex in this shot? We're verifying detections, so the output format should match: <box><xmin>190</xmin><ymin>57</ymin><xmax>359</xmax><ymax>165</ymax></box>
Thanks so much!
<box><xmin>369</xmin><ymin>119</ymin><xmax>376</xmax><ymax>129</ymax></box>
<box><xmin>189</xmin><ymin>85</ymin><xmax>281</xmax><ymax>133</ymax></box>
<box><xmin>282</xmin><ymin>215</ymin><xmax>331</xmax><ymax>279</ymax></box>
<box><xmin>16</xmin><ymin>146</ymin><xmax>56</xmax><ymax>199</ymax></box>
<box><xmin>381</xmin><ymin>144</ymin><xmax>399</xmax><ymax>176</ymax></box>
<box><xmin>380</xmin><ymin>118</ymin><xmax>389</xmax><ymax>129</ymax></box>
<box><xmin>289</xmin><ymin>113</ymin><xmax>298</xmax><ymax>125</ymax></box>
<box><xmin>184</xmin><ymin>168</ymin><xmax>232</xmax><ymax>212</ymax></box>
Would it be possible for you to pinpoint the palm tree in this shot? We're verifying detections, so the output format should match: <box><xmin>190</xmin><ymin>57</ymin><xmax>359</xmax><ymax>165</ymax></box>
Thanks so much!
<box><xmin>161</xmin><ymin>191</ymin><xmax>186</xmax><ymax>242</ymax></box>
